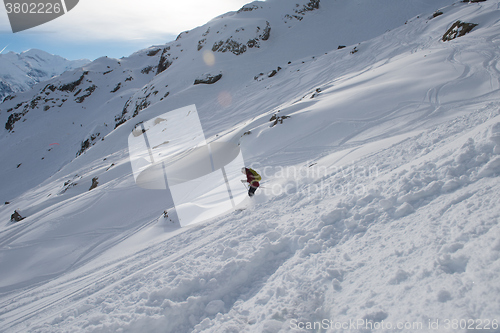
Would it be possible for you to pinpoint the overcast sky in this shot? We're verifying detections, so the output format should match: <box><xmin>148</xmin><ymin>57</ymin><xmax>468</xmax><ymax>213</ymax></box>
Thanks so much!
<box><xmin>0</xmin><ymin>0</ymin><xmax>251</xmax><ymax>60</ymax></box>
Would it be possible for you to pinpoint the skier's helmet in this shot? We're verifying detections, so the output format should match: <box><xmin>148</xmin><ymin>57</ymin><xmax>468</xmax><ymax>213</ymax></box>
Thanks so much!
<box><xmin>241</xmin><ymin>167</ymin><xmax>246</xmax><ymax>174</ymax></box>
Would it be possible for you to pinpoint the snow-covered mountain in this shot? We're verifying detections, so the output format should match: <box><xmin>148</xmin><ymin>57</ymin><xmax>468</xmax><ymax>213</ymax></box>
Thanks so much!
<box><xmin>0</xmin><ymin>0</ymin><xmax>457</xmax><ymax>202</ymax></box>
<box><xmin>0</xmin><ymin>49</ymin><xmax>90</xmax><ymax>101</ymax></box>
<box><xmin>1</xmin><ymin>0</ymin><xmax>500</xmax><ymax>332</ymax></box>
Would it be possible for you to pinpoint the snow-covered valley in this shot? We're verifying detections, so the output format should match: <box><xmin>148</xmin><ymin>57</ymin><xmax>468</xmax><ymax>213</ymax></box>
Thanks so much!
<box><xmin>0</xmin><ymin>0</ymin><xmax>499</xmax><ymax>332</ymax></box>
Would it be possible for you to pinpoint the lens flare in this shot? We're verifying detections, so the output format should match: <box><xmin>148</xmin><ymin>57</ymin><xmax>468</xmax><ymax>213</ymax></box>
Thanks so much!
<box><xmin>217</xmin><ymin>91</ymin><xmax>232</xmax><ymax>108</ymax></box>
<box><xmin>203</xmin><ymin>50</ymin><xmax>216</xmax><ymax>66</ymax></box>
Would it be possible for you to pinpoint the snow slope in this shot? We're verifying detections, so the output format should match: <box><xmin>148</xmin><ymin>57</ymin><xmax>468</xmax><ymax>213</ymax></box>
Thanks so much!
<box><xmin>1</xmin><ymin>0</ymin><xmax>500</xmax><ymax>332</ymax></box>
<box><xmin>0</xmin><ymin>0</ymin><xmax>457</xmax><ymax>203</ymax></box>
<box><xmin>0</xmin><ymin>49</ymin><xmax>90</xmax><ymax>101</ymax></box>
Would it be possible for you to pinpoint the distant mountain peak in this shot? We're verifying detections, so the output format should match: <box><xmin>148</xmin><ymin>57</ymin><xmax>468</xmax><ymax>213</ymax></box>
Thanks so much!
<box><xmin>0</xmin><ymin>49</ymin><xmax>90</xmax><ymax>101</ymax></box>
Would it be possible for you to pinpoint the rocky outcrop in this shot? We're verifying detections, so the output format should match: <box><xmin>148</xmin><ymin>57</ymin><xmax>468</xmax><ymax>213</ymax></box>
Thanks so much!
<box><xmin>111</xmin><ymin>82</ymin><xmax>121</xmax><ymax>93</ymax></box>
<box><xmin>75</xmin><ymin>85</ymin><xmax>96</xmax><ymax>103</ymax></box>
<box><xmin>147</xmin><ymin>49</ymin><xmax>161</xmax><ymax>56</ymax></box>
<box><xmin>268</xmin><ymin>66</ymin><xmax>282</xmax><ymax>78</ymax></box>
<box><xmin>299</xmin><ymin>0</ymin><xmax>320</xmax><ymax>13</ymax></box>
<box><xmin>141</xmin><ymin>66</ymin><xmax>155</xmax><ymax>75</ymax></box>
<box><xmin>270</xmin><ymin>114</ymin><xmax>290</xmax><ymax>127</ymax></box>
<box><xmin>442</xmin><ymin>21</ymin><xmax>478</xmax><ymax>41</ymax></box>
<box><xmin>114</xmin><ymin>95</ymin><xmax>151</xmax><ymax>128</ymax></box>
<box><xmin>194</xmin><ymin>73</ymin><xmax>223</xmax><ymax>85</ymax></box>
<box><xmin>60</xmin><ymin>177</ymin><xmax>79</xmax><ymax>194</ymax></box>
<box><xmin>197</xmin><ymin>39</ymin><xmax>207</xmax><ymax>51</ymax></box>
<box><xmin>10</xmin><ymin>210</ymin><xmax>25</xmax><ymax>222</ymax></box>
<box><xmin>212</xmin><ymin>21</ymin><xmax>271</xmax><ymax>55</ymax></box>
<box><xmin>431</xmin><ymin>11</ymin><xmax>443</xmax><ymax>19</ymax></box>
<box><xmin>212</xmin><ymin>39</ymin><xmax>247</xmax><ymax>55</ymax></box>
<box><xmin>237</xmin><ymin>4</ymin><xmax>260</xmax><ymax>13</ymax></box>
<box><xmin>59</xmin><ymin>71</ymin><xmax>88</xmax><ymax>92</ymax></box>
<box><xmin>5</xmin><ymin>112</ymin><xmax>22</xmax><ymax>131</ymax></box>
<box><xmin>284</xmin><ymin>0</ymin><xmax>320</xmax><ymax>21</ymax></box>
<box><xmin>89</xmin><ymin>177</ymin><xmax>99</xmax><ymax>191</ymax></box>
<box><xmin>77</xmin><ymin>132</ymin><xmax>100</xmax><ymax>157</ymax></box>
<box><xmin>259</xmin><ymin>22</ymin><xmax>272</xmax><ymax>41</ymax></box>
<box><xmin>4</xmin><ymin>70</ymin><xmax>96</xmax><ymax>131</ymax></box>
<box><xmin>176</xmin><ymin>31</ymin><xmax>189</xmax><ymax>41</ymax></box>
<box><xmin>157</xmin><ymin>47</ymin><xmax>174</xmax><ymax>75</ymax></box>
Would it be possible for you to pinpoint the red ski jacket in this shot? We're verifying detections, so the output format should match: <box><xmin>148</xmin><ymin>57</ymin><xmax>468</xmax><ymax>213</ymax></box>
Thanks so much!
<box><xmin>245</xmin><ymin>168</ymin><xmax>261</xmax><ymax>187</ymax></box>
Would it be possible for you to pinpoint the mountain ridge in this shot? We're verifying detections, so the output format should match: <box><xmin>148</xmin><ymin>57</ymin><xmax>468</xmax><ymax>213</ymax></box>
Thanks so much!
<box><xmin>0</xmin><ymin>49</ymin><xmax>90</xmax><ymax>101</ymax></box>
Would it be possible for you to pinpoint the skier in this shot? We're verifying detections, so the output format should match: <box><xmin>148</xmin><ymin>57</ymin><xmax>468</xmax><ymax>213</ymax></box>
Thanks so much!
<box><xmin>241</xmin><ymin>167</ymin><xmax>261</xmax><ymax>197</ymax></box>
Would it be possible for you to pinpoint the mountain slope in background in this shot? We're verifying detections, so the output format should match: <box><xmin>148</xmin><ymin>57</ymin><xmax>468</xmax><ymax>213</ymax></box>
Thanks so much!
<box><xmin>0</xmin><ymin>0</ymin><xmax>456</xmax><ymax>203</ymax></box>
<box><xmin>1</xmin><ymin>0</ymin><xmax>500</xmax><ymax>332</ymax></box>
<box><xmin>0</xmin><ymin>49</ymin><xmax>90</xmax><ymax>101</ymax></box>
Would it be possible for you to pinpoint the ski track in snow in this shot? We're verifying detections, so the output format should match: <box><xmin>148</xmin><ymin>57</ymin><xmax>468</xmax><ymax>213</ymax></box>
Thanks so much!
<box><xmin>12</xmin><ymin>106</ymin><xmax>499</xmax><ymax>333</ymax></box>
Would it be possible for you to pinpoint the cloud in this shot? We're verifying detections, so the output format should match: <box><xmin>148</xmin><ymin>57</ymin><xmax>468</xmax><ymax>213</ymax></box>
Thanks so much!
<box><xmin>20</xmin><ymin>0</ymin><xmax>251</xmax><ymax>42</ymax></box>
